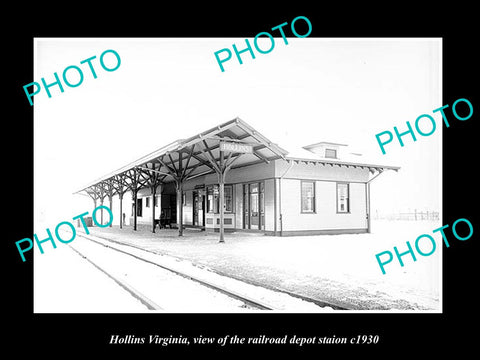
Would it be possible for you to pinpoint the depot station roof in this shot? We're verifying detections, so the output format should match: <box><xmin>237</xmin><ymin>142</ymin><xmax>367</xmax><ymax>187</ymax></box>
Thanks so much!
<box><xmin>74</xmin><ymin>117</ymin><xmax>399</xmax><ymax>199</ymax></box>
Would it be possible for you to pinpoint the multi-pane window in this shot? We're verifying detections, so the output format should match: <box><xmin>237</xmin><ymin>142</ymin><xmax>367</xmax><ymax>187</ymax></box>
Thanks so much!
<box><xmin>224</xmin><ymin>186</ymin><xmax>233</xmax><ymax>212</ymax></box>
<box><xmin>301</xmin><ymin>181</ymin><xmax>315</xmax><ymax>213</ymax></box>
<box><xmin>325</xmin><ymin>148</ymin><xmax>337</xmax><ymax>159</ymax></box>
<box><xmin>206</xmin><ymin>185</ymin><xmax>233</xmax><ymax>213</ymax></box>
<box><xmin>207</xmin><ymin>186</ymin><xmax>216</xmax><ymax>213</ymax></box>
<box><xmin>337</xmin><ymin>183</ymin><xmax>350</xmax><ymax>213</ymax></box>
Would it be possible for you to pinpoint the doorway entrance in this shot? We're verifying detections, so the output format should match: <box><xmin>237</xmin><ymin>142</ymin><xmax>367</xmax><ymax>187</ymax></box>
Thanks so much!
<box><xmin>243</xmin><ymin>182</ymin><xmax>264</xmax><ymax>230</ymax></box>
<box><xmin>193</xmin><ymin>190</ymin><xmax>205</xmax><ymax>227</ymax></box>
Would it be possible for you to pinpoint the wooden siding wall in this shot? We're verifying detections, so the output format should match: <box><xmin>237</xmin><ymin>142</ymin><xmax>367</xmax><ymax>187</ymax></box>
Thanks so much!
<box><xmin>276</xmin><ymin>159</ymin><xmax>370</xmax><ymax>233</ymax></box>
<box><xmin>280</xmin><ymin>179</ymin><xmax>367</xmax><ymax>232</ymax></box>
<box><xmin>264</xmin><ymin>178</ymin><xmax>275</xmax><ymax>232</ymax></box>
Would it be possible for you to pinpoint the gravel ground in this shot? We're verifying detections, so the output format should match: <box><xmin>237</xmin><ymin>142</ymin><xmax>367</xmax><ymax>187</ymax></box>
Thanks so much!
<box><xmin>76</xmin><ymin>220</ymin><xmax>441</xmax><ymax>311</ymax></box>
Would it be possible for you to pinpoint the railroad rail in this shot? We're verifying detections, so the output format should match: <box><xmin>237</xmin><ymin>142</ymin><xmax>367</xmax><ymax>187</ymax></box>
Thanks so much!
<box><xmin>68</xmin><ymin>232</ymin><xmax>276</xmax><ymax>311</ymax></box>
<box><xmin>67</xmin><ymin>230</ymin><xmax>348</xmax><ymax>311</ymax></box>
<box><xmin>69</xmin><ymin>245</ymin><xmax>163</xmax><ymax>310</ymax></box>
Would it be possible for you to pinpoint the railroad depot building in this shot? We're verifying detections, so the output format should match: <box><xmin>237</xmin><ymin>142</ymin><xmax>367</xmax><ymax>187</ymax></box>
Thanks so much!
<box><xmin>76</xmin><ymin>118</ymin><xmax>399</xmax><ymax>236</ymax></box>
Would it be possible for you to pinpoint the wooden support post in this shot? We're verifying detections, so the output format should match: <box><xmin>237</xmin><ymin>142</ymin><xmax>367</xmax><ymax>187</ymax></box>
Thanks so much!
<box><xmin>177</xmin><ymin>151</ymin><xmax>184</xmax><ymax>237</ymax></box>
<box><xmin>130</xmin><ymin>168</ymin><xmax>139</xmax><ymax>231</ymax></box>
<box><xmin>100</xmin><ymin>197</ymin><xmax>104</xmax><ymax>225</ymax></box>
<box><xmin>219</xmin><ymin>149</ymin><xmax>225</xmax><ymax>243</ymax></box>
<box><xmin>98</xmin><ymin>184</ymin><xmax>105</xmax><ymax>226</ymax></box>
<box><xmin>133</xmin><ymin>189</ymin><xmax>138</xmax><ymax>231</ymax></box>
<box><xmin>151</xmin><ymin>184</ymin><xmax>156</xmax><ymax>233</ymax></box>
<box><xmin>108</xmin><ymin>194</ymin><xmax>113</xmax><ymax>227</ymax></box>
<box><xmin>119</xmin><ymin>192</ymin><xmax>123</xmax><ymax>229</ymax></box>
<box><xmin>177</xmin><ymin>181</ymin><xmax>183</xmax><ymax>236</ymax></box>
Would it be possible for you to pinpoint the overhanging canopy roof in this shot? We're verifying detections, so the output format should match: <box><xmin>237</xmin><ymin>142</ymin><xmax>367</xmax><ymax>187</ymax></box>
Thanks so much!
<box><xmin>75</xmin><ymin>117</ymin><xmax>400</xmax><ymax>199</ymax></box>
<box><xmin>74</xmin><ymin>117</ymin><xmax>289</xmax><ymax>197</ymax></box>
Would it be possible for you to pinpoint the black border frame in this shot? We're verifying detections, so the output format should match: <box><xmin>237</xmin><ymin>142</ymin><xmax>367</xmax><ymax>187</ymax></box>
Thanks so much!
<box><xmin>6</xmin><ymin>4</ymin><xmax>479</xmax><ymax>356</ymax></box>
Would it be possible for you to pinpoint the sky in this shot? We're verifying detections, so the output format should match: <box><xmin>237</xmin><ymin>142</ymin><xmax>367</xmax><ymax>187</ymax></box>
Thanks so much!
<box><xmin>34</xmin><ymin>37</ymin><xmax>442</xmax><ymax>226</ymax></box>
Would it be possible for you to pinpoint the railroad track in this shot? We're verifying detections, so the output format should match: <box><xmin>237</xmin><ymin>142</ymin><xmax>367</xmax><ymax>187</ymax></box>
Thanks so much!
<box><xmin>84</xmin><ymin>232</ymin><xmax>348</xmax><ymax>310</ymax></box>
<box><xmin>66</xmin><ymin>231</ymin><xmax>348</xmax><ymax>311</ymax></box>
<box><xmin>68</xmin><ymin>232</ymin><xmax>277</xmax><ymax>311</ymax></box>
<box><xmin>69</xmin><ymin>245</ymin><xmax>163</xmax><ymax>310</ymax></box>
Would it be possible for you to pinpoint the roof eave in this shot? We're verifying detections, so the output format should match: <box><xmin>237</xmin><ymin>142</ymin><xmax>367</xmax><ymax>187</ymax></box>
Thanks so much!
<box><xmin>283</xmin><ymin>156</ymin><xmax>400</xmax><ymax>172</ymax></box>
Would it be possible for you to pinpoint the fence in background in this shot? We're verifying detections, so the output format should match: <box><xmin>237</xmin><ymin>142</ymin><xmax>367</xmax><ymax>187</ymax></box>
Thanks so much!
<box><xmin>374</xmin><ymin>210</ymin><xmax>439</xmax><ymax>221</ymax></box>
